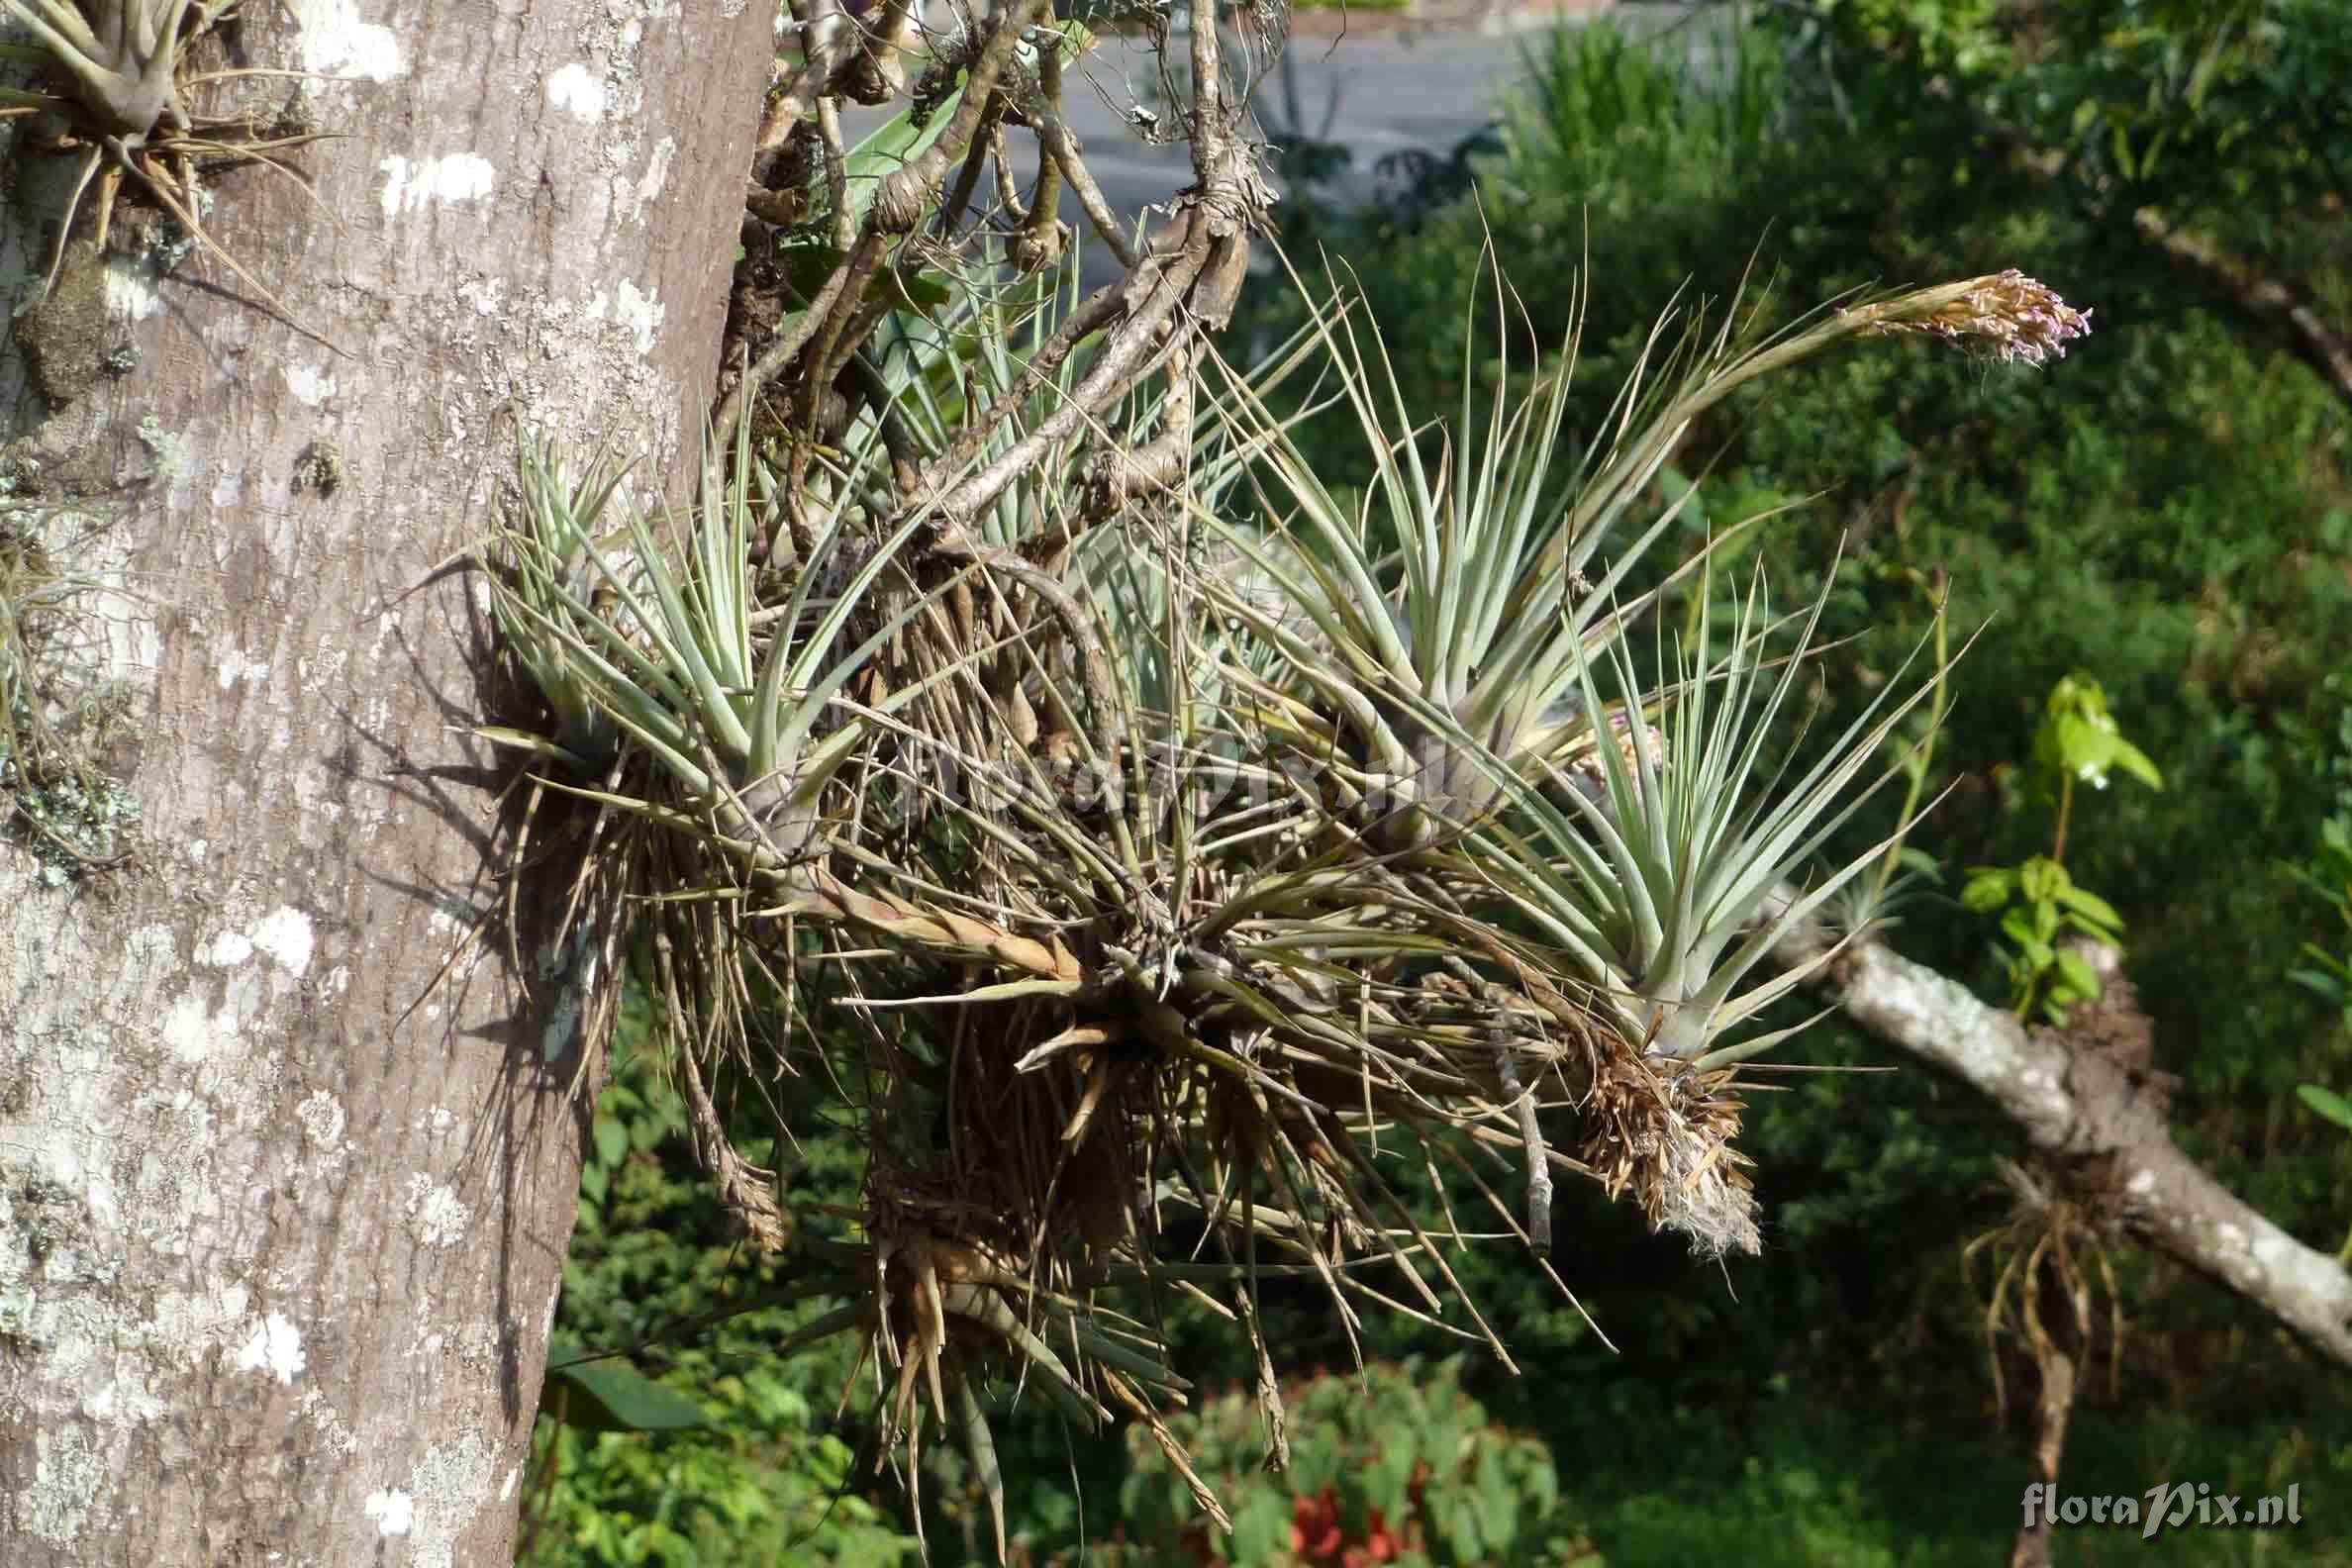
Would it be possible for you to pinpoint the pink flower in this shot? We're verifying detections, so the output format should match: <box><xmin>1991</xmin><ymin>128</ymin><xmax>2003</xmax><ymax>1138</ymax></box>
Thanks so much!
<box><xmin>1849</xmin><ymin>270</ymin><xmax>2093</xmax><ymax>366</ymax></box>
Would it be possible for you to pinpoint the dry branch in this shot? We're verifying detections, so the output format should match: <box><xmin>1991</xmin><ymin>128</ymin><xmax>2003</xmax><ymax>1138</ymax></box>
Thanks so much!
<box><xmin>1769</xmin><ymin>885</ymin><xmax>2352</xmax><ymax>1370</ymax></box>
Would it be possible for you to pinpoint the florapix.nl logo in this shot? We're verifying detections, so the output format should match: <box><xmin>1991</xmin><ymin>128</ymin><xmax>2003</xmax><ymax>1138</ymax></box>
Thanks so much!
<box><xmin>2022</xmin><ymin>1482</ymin><xmax>2304</xmax><ymax>1539</ymax></box>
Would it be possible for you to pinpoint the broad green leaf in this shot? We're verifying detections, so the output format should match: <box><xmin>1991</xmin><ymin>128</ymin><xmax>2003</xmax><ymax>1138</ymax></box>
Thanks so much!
<box><xmin>2052</xmin><ymin>881</ymin><xmax>2123</xmax><ymax>929</ymax></box>
<box><xmin>1961</xmin><ymin>869</ymin><xmax>2015</xmax><ymax>912</ymax></box>
<box><xmin>591</xmin><ymin>1115</ymin><xmax>628</xmax><ymax>1169</ymax></box>
<box><xmin>2052</xmin><ymin>947</ymin><xmax>2103</xmax><ymax>1003</ymax></box>
<box><xmin>2288</xmin><ymin>965</ymin><xmax>2349</xmax><ymax>1004</ymax></box>
<box><xmin>547</xmin><ymin>1359</ymin><xmax>713</xmax><ymax>1433</ymax></box>
<box><xmin>2297</xmin><ymin>1084</ymin><xmax>2352</xmax><ymax>1133</ymax></box>
<box><xmin>2106</xmin><ymin>735</ymin><xmax>2164</xmax><ymax>789</ymax></box>
<box><xmin>1230</xmin><ymin>1492</ymin><xmax>1290</xmax><ymax>1564</ymax></box>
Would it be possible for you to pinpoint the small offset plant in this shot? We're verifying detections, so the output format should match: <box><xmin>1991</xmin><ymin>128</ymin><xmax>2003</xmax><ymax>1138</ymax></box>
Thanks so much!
<box><xmin>0</xmin><ymin>0</ymin><xmax>332</xmax><ymax>335</ymax></box>
<box><xmin>1963</xmin><ymin>674</ymin><xmax>2162</xmax><ymax>1024</ymax></box>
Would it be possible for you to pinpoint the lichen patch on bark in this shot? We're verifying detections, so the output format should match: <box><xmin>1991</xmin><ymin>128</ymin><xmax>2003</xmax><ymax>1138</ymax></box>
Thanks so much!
<box><xmin>377</xmin><ymin>153</ymin><xmax>499</xmax><ymax>223</ymax></box>
<box><xmin>546</xmin><ymin>63</ymin><xmax>608</xmax><ymax>121</ymax></box>
<box><xmin>23</xmin><ymin>1427</ymin><xmax>106</xmax><ymax>1545</ymax></box>
<box><xmin>233</xmin><ymin>1311</ymin><xmax>308</xmax><ymax>1383</ymax></box>
<box><xmin>293</xmin><ymin>0</ymin><xmax>408</xmax><ymax>84</ymax></box>
<box><xmin>402</xmin><ymin>1176</ymin><xmax>472</xmax><ymax>1248</ymax></box>
<box><xmin>376</xmin><ymin>1431</ymin><xmax>497</xmax><ymax>1568</ymax></box>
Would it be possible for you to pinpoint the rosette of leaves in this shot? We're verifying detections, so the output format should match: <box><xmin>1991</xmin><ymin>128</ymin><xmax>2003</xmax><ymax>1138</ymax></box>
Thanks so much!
<box><xmin>485</xmin><ymin>419</ymin><xmax>926</xmax><ymax>866</ymax></box>
<box><xmin>1</xmin><ymin>0</ymin><xmax>193</xmax><ymax>141</ymax></box>
<box><xmin>1190</xmin><ymin>257</ymin><xmax>2025</xmax><ymax>846</ymax></box>
<box><xmin>1165</xmin><ymin>264</ymin><xmax>1965</xmax><ymax>1257</ymax></box>
<box><xmin>1488</xmin><ymin>571</ymin><xmax>1937</xmax><ymax>1072</ymax></box>
<box><xmin>1192</xmin><ymin>259</ymin><xmax>1960</xmax><ymax>1049</ymax></box>
<box><xmin>483</xmin><ymin>245</ymin><xmax>2088</xmax><ymax>1552</ymax></box>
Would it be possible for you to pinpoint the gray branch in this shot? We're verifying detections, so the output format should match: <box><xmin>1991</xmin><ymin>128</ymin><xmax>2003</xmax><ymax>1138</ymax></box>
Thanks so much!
<box><xmin>1769</xmin><ymin>886</ymin><xmax>2352</xmax><ymax>1371</ymax></box>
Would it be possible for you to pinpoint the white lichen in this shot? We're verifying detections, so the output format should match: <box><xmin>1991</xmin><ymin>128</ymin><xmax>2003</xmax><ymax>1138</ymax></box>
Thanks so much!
<box><xmin>197</xmin><ymin>929</ymin><xmax>254</xmax><ymax>968</ymax></box>
<box><xmin>402</xmin><ymin>1175</ymin><xmax>470</xmax><ymax>1248</ymax></box>
<box><xmin>284</xmin><ymin>363</ymin><xmax>337</xmax><ymax>407</ymax></box>
<box><xmin>618</xmin><ymin>135</ymin><xmax>676</xmax><ymax>223</ymax></box>
<box><xmin>158</xmin><ymin>966</ymin><xmax>264</xmax><ymax>1060</ymax></box>
<box><xmin>295</xmin><ymin>1090</ymin><xmax>346</xmax><ymax>1148</ymax></box>
<box><xmin>103</xmin><ymin>256</ymin><xmax>162</xmax><ymax>322</ymax></box>
<box><xmin>294</xmin><ymin>0</ymin><xmax>406</xmax><ymax>83</ymax></box>
<box><xmin>83</xmin><ymin>1366</ymin><xmax>165</xmax><ymax>1424</ymax></box>
<box><xmin>401</xmin><ymin>1432</ymin><xmax>497</xmax><ymax>1568</ymax></box>
<box><xmin>233</xmin><ymin>1311</ymin><xmax>307</xmax><ymax>1383</ymax></box>
<box><xmin>614</xmin><ymin>280</ymin><xmax>663</xmax><ymax>357</ymax></box>
<box><xmin>363</xmin><ymin>1488</ymin><xmax>415</xmax><ymax>1536</ymax></box>
<box><xmin>454</xmin><ymin>275</ymin><xmax>505</xmax><ymax>318</ymax></box>
<box><xmin>216</xmin><ymin>645</ymin><xmax>270</xmax><ymax>689</ymax></box>
<box><xmin>545</xmin><ymin>62</ymin><xmax>607</xmax><ymax>121</ymax></box>
<box><xmin>134</xmin><ymin>416</ymin><xmax>186</xmax><ymax>481</ymax></box>
<box><xmin>25</xmin><ymin>1425</ymin><xmax>108</xmax><ymax>1545</ymax></box>
<box><xmin>251</xmin><ymin>907</ymin><xmax>316</xmax><ymax>977</ymax></box>
<box><xmin>378</xmin><ymin>153</ymin><xmax>498</xmax><ymax>224</ymax></box>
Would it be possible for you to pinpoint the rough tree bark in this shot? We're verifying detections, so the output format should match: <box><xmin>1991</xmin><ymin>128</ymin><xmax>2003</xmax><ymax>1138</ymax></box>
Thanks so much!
<box><xmin>0</xmin><ymin>3</ymin><xmax>771</xmax><ymax>1563</ymax></box>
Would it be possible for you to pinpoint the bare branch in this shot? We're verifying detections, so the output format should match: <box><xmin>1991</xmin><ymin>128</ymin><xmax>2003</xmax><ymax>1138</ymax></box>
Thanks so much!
<box><xmin>872</xmin><ymin>0</ymin><xmax>1053</xmax><ymax>235</ymax></box>
<box><xmin>2128</xmin><ymin>205</ymin><xmax>2352</xmax><ymax>409</ymax></box>
<box><xmin>1769</xmin><ymin>886</ymin><xmax>2352</xmax><ymax>1371</ymax></box>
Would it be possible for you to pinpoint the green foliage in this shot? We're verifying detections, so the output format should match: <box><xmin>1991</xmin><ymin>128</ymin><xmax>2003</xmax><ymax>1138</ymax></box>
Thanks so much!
<box><xmin>1810</xmin><ymin>0</ymin><xmax>2352</xmax><ymax>245</ymax></box>
<box><xmin>521</xmin><ymin>1023</ymin><xmax>918</xmax><ymax>1568</ymax></box>
<box><xmin>2284</xmin><ymin>683</ymin><xmax>2352</xmax><ymax>1262</ymax></box>
<box><xmin>544</xmin><ymin>1356</ymin><xmax>719</xmax><ymax>1435</ymax></box>
<box><xmin>2300</xmin><ymin>1085</ymin><xmax>2352</xmax><ymax>1135</ymax></box>
<box><xmin>1104</xmin><ymin>1359</ymin><xmax>1590</xmax><ymax>1567</ymax></box>
<box><xmin>2285</xmin><ymin>683</ymin><xmax>2352</xmax><ymax>1030</ymax></box>
<box><xmin>2027</xmin><ymin>673</ymin><xmax>2164</xmax><ymax>798</ymax></box>
<box><xmin>1962</xmin><ymin>855</ymin><xmax>2122</xmax><ymax>1023</ymax></box>
<box><xmin>1958</xmin><ymin>673</ymin><xmax>2160</xmax><ymax>1023</ymax></box>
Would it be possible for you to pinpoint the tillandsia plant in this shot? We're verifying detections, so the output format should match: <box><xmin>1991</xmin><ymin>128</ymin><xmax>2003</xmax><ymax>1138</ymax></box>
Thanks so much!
<box><xmin>0</xmin><ymin>0</ymin><xmax>192</xmax><ymax>139</ymax></box>
<box><xmin>0</xmin><ymin>0</ymin><xmax>335</xmax><ymax>336</ymax></box>
<box><xmin>481</xmin><ymin>0</ymin><xmax>2099</xmax><ymax>1547</ymax></box>
<box><xmin>485</xmin><ymin>418</ymin><xmax>931</xmax><ymax>863</ymax></box>
<box><xmin>489</xmin><ymin>261</ymin><xmax>2098</xmax><ymax>1552</ymax></box>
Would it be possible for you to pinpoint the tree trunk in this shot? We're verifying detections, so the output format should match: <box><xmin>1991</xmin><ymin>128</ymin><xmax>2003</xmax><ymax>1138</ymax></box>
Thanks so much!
<box><xmin>0</xmin><ymin>4</ymin><xmax>769</xmax><ymax>1563</ymax></box>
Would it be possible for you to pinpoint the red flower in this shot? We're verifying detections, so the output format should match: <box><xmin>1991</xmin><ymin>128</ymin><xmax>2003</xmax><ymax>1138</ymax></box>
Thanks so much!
<box><xmin>1341</xmin><ymin>1506</ymin><xmax>1400</xmax><ymax>1566</ymax></box>
<box><xmin>1290</xmin><ymin>1488</ymin><xmax>1343</xmax><ymax>1561</ymax></box>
